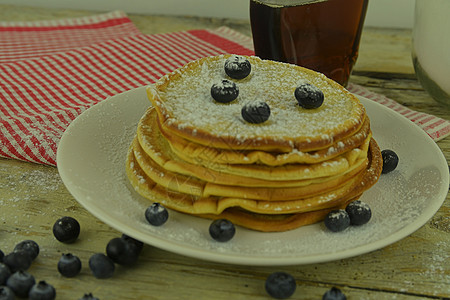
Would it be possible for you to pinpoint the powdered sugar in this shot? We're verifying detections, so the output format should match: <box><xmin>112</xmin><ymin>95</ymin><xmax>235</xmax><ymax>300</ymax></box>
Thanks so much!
<box><xmin>156</xmin><ymin>56</ymin><xmax>363</xmax><ymax>142</ymax></box>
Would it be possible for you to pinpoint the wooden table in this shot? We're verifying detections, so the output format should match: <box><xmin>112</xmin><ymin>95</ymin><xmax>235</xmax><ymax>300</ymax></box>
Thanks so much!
<box><xmin>0</xmin><ymin>4</ymin><xmax>449</xmax><ymax>299</ymax></box>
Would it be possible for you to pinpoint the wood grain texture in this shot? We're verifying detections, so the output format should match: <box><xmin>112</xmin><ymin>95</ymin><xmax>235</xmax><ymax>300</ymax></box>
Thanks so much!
<box><xmin>0</xmin><ymin>4</ymin><xmax>449</xmax><ymax>300</ymax></box>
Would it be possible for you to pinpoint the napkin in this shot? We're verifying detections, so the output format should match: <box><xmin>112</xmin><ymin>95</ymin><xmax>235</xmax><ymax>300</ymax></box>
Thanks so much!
<box><xmin>0</xmin><ymin>10</ymin><xmax>141</xmax><ymax>63</ymax></box>
<box><xmin>1</xmin><ymin>12</ymin><xmax>449</xmax><ymax>166</ymax></box>
<box><xmin>347</xmin><ymin>83</ymin><xmax>450</xmax><ymax>141</ymax></box>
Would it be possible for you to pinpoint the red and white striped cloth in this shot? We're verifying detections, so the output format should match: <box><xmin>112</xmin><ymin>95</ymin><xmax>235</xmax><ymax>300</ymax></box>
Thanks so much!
<box><xmin>0</xmin><ymin>10</ymin><xmax>141</xmax><ymax>63</ymax></box>
<box><xmin>347</xmin><ymin>83</ymin><xmax>450</xmax><ymax>141</ymax></box>
<box><xmin>1</xmin><ymin>12</ymin><xmax>449</xmax><ymax>166</ymax></box>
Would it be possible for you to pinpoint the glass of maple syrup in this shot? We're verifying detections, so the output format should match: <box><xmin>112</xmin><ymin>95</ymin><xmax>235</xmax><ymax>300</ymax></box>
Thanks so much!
<box><xmin>250</xmin><ymin>0</ymin><xmax>369</xmax><ymax>86</ymax></box>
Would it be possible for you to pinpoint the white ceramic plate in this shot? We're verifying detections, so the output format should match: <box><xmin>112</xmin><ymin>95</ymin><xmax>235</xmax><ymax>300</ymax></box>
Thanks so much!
<box><xmin>57</xmin><ymin>86</ymin><xmax>449</xmax><ymax>266</ymax></box>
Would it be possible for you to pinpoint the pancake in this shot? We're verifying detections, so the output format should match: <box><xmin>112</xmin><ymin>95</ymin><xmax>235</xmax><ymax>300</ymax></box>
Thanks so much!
<box><xmin>148</xmin><ymin>55</ymin><xmax>366</xmax><ymax>152</ymax></box>
<box><xmin>132</xmin><ymin>136</ymin><xmax>368</xmax><ymax>200</ymax></box>
<box><xmin>125</xmin><ymin>138</ymin><xmax>382</xmax><ymax>231</ymax></box>
<box><xmin>160</xmin><ymin>114</ymin><xmax>371</xmax><ymax>166</ymax></box>
<box><xmin>137</xmin><ymin>108</ymin><xmax>371</xmax><ymax>182</ymax></box>
<box><xmin>125</xmin><ymin>55</ymin><xmax>382</xmax><ymax>232</ymax></box>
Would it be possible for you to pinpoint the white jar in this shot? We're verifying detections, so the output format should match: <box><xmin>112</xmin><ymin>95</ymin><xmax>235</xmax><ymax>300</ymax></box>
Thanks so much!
<box><xmin>412</xmin><ymin>0</ymin><xmax>450</xmax><ymax>107</ymax></box>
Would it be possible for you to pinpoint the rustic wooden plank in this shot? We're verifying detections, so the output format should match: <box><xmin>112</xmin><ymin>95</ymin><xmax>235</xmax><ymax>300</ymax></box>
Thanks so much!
<box><xmin>355</xmin><ymin>28</ymin><xmax>415</xmax><ymax>75</ymax></box>
<box><xmin>0</xmin><ymin>4</ymin><xmax>448</xmax><ymax>299</ymax></box>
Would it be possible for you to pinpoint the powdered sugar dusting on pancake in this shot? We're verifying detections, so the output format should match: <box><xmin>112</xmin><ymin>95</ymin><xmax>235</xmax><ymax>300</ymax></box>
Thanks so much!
<box><xmin>154</xmin><ymin>55</ymin><xmax>363</xmax><ymax>142</ymax></box>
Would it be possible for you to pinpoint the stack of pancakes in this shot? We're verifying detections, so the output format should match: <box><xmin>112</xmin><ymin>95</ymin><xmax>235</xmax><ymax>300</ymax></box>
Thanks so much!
<box><xmin>126</xmin><ymin>55</ymin><xmax>382</xmax><ymax>232</ymax></box>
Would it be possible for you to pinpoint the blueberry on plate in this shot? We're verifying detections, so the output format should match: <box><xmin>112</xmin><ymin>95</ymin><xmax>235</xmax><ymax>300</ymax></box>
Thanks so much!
<box><xmin>265</xmin><ymin>272</ymin><xmax>296</xmax><ymax>299</ymax></box>
<box><xmin>224</xmin><ymin>55</ymin><xmax>251</xmax><ymax>79</ymax></box>
<box><xmin>29</xmin><ymin>281</ymin><xmax>56</xmax><ymax>300</ymax></box>
<box><xmin>345</xmin><ymin>200</ymin><xmax>372</xmax><ymax>226</ymax></box>
<box><xmin>106</xmin><ymin>237</ymin><xmax>140</xmax><ymax>265</ymax></box>
<box><xmin>14</xmin><ymin>240</ymin><xmax>40</xmax><ymax>261</ymax></box>
<box><xmin>381</xmin><ymin>149</ymin><xmax>399</xmax><ymax>174</ymax></box>
<box><xmin>79</xmin><ymin>293</ymin><xmax>100</xmax><ymax>300</ymax></box>
<box><xmin>209</xmin><ymin>219</ymin><xmax>236</xmax><ymax>242</ymax></box>
<box><xmin>53</xmin><ymin>216</ymin><xmax>80</xmax><ymax>243</ymax></box>
<box><xmin>211</xmin><ymin>79</ymin><xmax>239</xmax><ymax>103</ymax></box>
<box><xmin>0</xmin><ymin>286</ymin><xmax>14</xmax><ymax>300</ymax></box>
<box><xmin>58</xmin><ymin>253</ymin><xmax>82</xmax><ymax>277</ymax></box>
<box><xmin>324</xmin><ymin>209</ymin><xmax>350</xmax><ymax>232</ymax></box>
<box><xmin>294</xmin><ymin>82</ymin><xmax>324</xmax><ymax>109</ymax></box>
<box><xmin>0</xmin><ymin>263</ymin><xmax>11</xmax><ymax>285</ymax></box>
<box><xmin>88</xmin><ymin>253</ymin><xmax>115</xmax><ymax>279</ymax></box>
<box><xmin>6</xmin><ymin>270</ymin><xmax>35</xmax><ymax>298</ymax></box>
<box><xmin>3</xmin><ymin>250</ymin><xmax>33</xmax><ymax>273</ymax></box>
<box><xmin>241</xmin><ymin>101</ymin><xmax>271</xmax><ymax>124</ymax></box>
<box><xmin>322</xmin><ymin>287</ymin><xmax>347</xmax><ymax>300</ymax></box>
<box><xmin>145</xmin><ymin>203</ymin><xmax>169</xmax><ymax>226</ymax></box>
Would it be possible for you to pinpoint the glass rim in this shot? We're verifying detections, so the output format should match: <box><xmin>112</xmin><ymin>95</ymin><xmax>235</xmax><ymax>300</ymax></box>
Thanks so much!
<box><xmin>251</xmin><ymin>0</ymin><xmax>329</xmax><ymax>7</ymax></box>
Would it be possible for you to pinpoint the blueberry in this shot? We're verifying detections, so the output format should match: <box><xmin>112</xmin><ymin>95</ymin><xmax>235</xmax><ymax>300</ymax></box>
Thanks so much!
<box><xmin>145</xmin><ymin>203</ymin><xmax>169</xmax><ymax>226</ymax></box>
<box><xmin>241</xmin><ymin>101</ymin><xmax>271</xmax><ymax>124</ymax></box>
<box><xmin>0</xmin><ymin>264</ymin><xmax>11</xmax><ymax>285</ymax></box>
<box><xmin>324</xmin><ymin>209</ymin><xmax>350</xmax><ymax>232</ymax></box>
<box><xmin>121</xmin><ymin>234</ymin><xmax>144</xmax><ymax>254</ymax></box>
<box><xmin>3</xmin><ymin>250</ymin><xmax>32</xmax><ymax>272</ymax></box>
<box><xmin>345</xmin><ymin>200</ymin><xmax>372</xmax><ymax>226</ymax></box>
<box><xmin>295</xmin><ymin>82</ymin><xmax>324</xmax><ymax>109</ymax></box>
<box><xmin>265</xmin><ymin>272</ymin><xmax>296</xmax><ymax>299</ymax></box>
<box><xmin>53</xmin><ymin>216</ymin><xmax>80</xmax><ymax>243</ymax></box>
<box><xmin>211</xmin><ymin>80</ymin><xmax>239</xmax><ymax>103</ymax></box>
<box><xmin>224</xmin><ymin>55</ymin><xmax>251</xmax><ymax>79</ymax></box>
<box><xmin>381</xmin><ymin>149</ymin><xmax>399</xmax><ymax>174</ymax></box>
<box><xmin>88</xmin><ymin>253</ymin><xmax>115</xmax><ymax>279</ymax></box>
<box><xmin>6</xmin><ymin>270</ymin><xmax>35</xmax><ymax>298</ymax></box>
<box><xmin>29</xmin><ymin>281</ymin><xmax>56</xmax><ymax>300</ymax></box>
<box><xmin>79</xmin><ymin>293</ymin><xmax>100</xmax><ymax>300</ymax></box>
<box><xmin>209</xmin><ymin>219</ymin><xmax>236</xmax><ymax>242</ymax></box>
<box><xmin>322</xmin><ymin>287</ymin><xmax>347</xmax><ymax>300</ymax></box>
<box><xmin>58</xmin><ymin>253</ymin><xmax>82</xmax><ymax>277</ymax></box>
<box><xmin>14</xmin><ymin>240</ymin><xmax>40</xmax><ymax>261</ymax></box>
<box><xmin>0</xmin><ymin>286</ymin><xmax>14</xmax><ymax>300</ymax></box>
<box><xmin>106</xmin><ymin>237</ymin><xmax>140</xmax><ymax>265</ymax></box>
<box><xmin>0</xmin><ymin>250</ymin><xmax>4</xmax><ymax>262</ymax></box>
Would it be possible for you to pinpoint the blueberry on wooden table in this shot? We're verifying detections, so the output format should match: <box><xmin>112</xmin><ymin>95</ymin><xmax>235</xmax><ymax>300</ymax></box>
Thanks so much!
<box><xmin>381</xmin><ymin>149</ymin><xmax>399</xmax><ymax>174</ymax></box>
<box><xmin>88</xmin><ymin>253</ymin><xmax>115</xmax><ymax>279</ymax></box>
<box><xmin>6</xmin><ymin>270</ymin><xmax>35</xmax><ymax>298</ymax></box>
<box><xmin>0</xmin><ymin>286</ymin><xmax>14</xmax><ymax>300</ymax></box>
<box><xmin>79</xmin><ymin>293</ymin><xmax>100</xmax><ymax>300</ymax></box>
<box><xmin>106</xmin><ymin>237</ymin><xmax>141</xmax><ymax>265</ymax></box>
<box><xmin>14</xmin><ymin>240</ymin><xmax>40</xmax><ymax>261</ymax></box>
<box><xmin>265</xmin><ymin>272</ymin><xmax>296</xmax><ymax>299</ymax></box>
<box><xmin>57</xmin><ymin>253</ymin><xmax>82</xmax><ymax>277</ymax></box>
<box><xmin>322</xmin><ymin>287</ymin><xmax>347</xmax><ymax>300</ymax></box>
<box><xmin>121</xmin><ymin>234</ymin><xmax>144</xmax><ymax>254</ymax></box>
<box><xmin>3</xmin><ymin>250</ymin><xmax>33</xmax><ymax>273</ymax></box>
<box><xmin>53</xmin><ymin>216</ymin><xmax>80</xmax><ymax>243</ymax></box>
<box><xmin>28</xmin><ymin>281</ymin><xmax>56</xmax><ymax>300</ymax></box>
<box><xmin>209</xmin><ymin>219</ymin><xmax>236</xmax><ymax>242</ymax></box>
<box><xmin>224</xmin><ymin>55</ymin><xmax>251</xmax><ymax>79</ymax></box>
<box><xmin>0</xmin><ymin>263</ymin><xmax>11</xmax><ymax>285</ymax></box>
